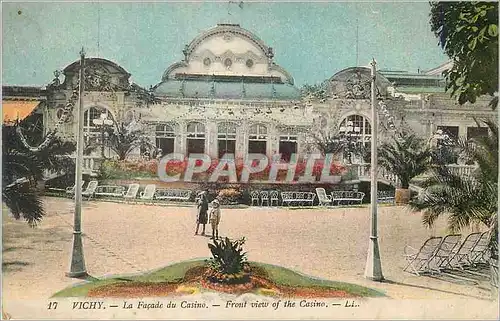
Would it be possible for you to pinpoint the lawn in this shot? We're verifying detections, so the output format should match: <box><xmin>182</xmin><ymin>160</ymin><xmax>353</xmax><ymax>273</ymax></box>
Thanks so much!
<box><xmin>52</xmin><ymin>259</ymin><xmax>385</xmax><ymax>298</ymax></box>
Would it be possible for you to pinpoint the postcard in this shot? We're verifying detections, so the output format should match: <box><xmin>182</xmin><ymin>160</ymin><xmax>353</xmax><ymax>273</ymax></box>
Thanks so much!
<box><xmin>2</xmin><ymin>1</ymin><xmax>499</xmax><ymax>320</ymax></box>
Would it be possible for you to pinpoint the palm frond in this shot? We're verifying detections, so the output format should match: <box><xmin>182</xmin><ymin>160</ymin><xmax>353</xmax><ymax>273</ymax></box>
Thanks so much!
<box><xmin>2</xmin><ymin>182</ymin><xmax>44</xmax><ymax>227</ymax></box>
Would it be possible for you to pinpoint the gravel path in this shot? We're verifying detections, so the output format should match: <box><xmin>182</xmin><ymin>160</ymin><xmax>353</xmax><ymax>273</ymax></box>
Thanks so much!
<box><xmin>2</xmin><ymin>197</ymin><xmax>498</xmax><ymax>318</ymax></box>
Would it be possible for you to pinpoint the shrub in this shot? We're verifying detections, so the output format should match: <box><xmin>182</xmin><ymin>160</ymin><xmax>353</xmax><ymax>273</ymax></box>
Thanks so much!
<box><xmin>217</xmin><ymin>188</ymin><xmax>242</xmax><ymax>205</ymax></box>
<box><xmin>341</xmin><ymin>166</ymin><xmax>359</xmax><ymax>182</ymax></box>
<box><xmin>205</xmin><ymin>237</ymin><xmax>250</xmax><ymax>284</ymax></box>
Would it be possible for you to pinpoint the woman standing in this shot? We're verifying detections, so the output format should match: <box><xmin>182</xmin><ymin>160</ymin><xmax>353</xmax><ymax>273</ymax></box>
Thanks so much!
<box><xmin>195</xmin><ymin>191</ymin><xmax>209</xmax><ymax>236</ymax></box>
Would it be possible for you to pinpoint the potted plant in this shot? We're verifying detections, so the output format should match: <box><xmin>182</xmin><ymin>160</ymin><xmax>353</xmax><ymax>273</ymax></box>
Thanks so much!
<box><xmin>379</xmin><ymin>131</ymin><xmax>432</xmax><ymax>205</ymax></box>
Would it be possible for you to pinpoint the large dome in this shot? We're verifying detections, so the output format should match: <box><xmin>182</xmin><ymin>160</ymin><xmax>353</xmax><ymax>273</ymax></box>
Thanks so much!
<box><xmin>154</xmin><ymin>24</ymin><xmax>299</xmax><ymax>100</ymax></box>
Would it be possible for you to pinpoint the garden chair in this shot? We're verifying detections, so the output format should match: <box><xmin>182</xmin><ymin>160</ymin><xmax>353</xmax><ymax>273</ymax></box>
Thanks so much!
<box><xmin>260</xmin><ymin>191</ymin><xmax>269</xmax><ymax>206</ymax></box>
<box><xmin>65</xmin><ymin>181</ymin><xmax>85</xmax><ymax>196</ymax></box>
<box><xmin>82</xmin><ymin>180</ymin><xmax>99</xmax><ymax>200</ymax></box>
<box><xmin>270</xmin><ymin>190</ymin><xmax>279</xmax><ymax>206</ymax></box>
<box><xmin>403</xmin><ymin>236</ymin><xmax>442</xmax><ymax>276</ymax></box>
<box><xmin>123</xmin><ymin>183</ymin><xmax>140</xmax><ymax>201</ymax></box>
<box><xmin>250</xmin><ymin>191</ymin><xmax>259</xmax><ymax>206</ymax></box>
<box><xmin>315</xmin><ymin>188</ymin><xmax>332</xmax><ymax>206</ymax></box>
<box><xmin>469</xmin><ymin>231</ymin><xmax>491</xmax><ymax>265</ymax></box>
<box><xmin>433</xmin><ymin>234</ymin><xmax>462</xmax><ymax>272</ymax></box>
<box><xmin>140</xmin><ymin>184</ymin><xmax>156</xmax><ymax>203</ymax></box>
<box><xmin>445</xmin><ymin>232</ymin><xmax>482</xmax><ymax>270</ymax></box>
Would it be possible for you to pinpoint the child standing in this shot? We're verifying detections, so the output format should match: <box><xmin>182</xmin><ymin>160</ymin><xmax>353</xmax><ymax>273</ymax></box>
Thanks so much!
<box><xmin>209</xmin><ymin>199</ymin><xmax>221</xmax><ymax>240</ymax></box>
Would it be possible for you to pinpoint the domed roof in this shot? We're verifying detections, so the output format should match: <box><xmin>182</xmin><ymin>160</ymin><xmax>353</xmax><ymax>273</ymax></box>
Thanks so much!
<box><xmin>154</xmin><ymin>79</ymin><xmax>300</xmax><ymax>100</ymax></box>
<box><xmin>158</xmin><ymin>24</ymin><xmax>296</xmax><ymax>87</ymax></box>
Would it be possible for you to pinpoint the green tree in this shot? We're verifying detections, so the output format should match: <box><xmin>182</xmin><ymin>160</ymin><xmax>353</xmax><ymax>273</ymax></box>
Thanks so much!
<box><xmin>430</xmin><ymin>2</ymin><xmax>498</xmax><ymax>108</ymax></box>
<box><xmin>2</xmin><ymin>125</ymin><xmax>75</xmax><ymax>226</ymax></box>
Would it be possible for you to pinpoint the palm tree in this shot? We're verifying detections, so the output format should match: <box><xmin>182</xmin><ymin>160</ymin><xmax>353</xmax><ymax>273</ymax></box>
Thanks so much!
<box><xmin>312</xmin><ymin>130</ymin><xmax>345</xmax><ymax>156</ymax></box>
<box><xmin>410</xmin><ymin>120</ymin><xmax>498</xmax><ymax>258</ymax></box>
<box><xmin>2</xmin><ymin>124</ymin><xmax>75</xmax><ymax>226</ymax></box>
<box><xmin>378</xmin><ymin>130</ymin><xmax>433</xmax><ymax>204</ymax></box>
<box><xmin>107</xmin><ymin>123</ymin><xmax>153</xmax><ymax>160</ymax></box>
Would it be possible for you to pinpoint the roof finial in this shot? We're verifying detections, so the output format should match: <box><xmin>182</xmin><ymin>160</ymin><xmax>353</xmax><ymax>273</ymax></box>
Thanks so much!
<box><xmin>182</xmin><ymin>44</ymin><xmax>189</xmax><ymax>62</ymax></box>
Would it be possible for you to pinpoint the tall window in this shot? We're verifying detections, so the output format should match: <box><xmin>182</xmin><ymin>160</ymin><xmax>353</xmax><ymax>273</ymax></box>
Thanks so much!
<box><xmin>279</xmin><ymin>129</ymin><xmax>298</xmax><ymax>161</ymax></box>
<box><xmin>338</xmin><ymin>115</ymin><xmax>371</xmax><ymax>163</ymax></box>
<box><xmin>155</xmin><ymin>124</ymin><xmax>175</xmax><ymax>155</ymax></box>
<box><xmin>248</xmin><ymin>124</ymin><xmax>267</xmax><ymax>155</ymax></box>
<box><xmin>436</xmin><ymin>125</ymin><xmax>459</xmax><ymax>164</ymax></box>
<box><xmin>83</xmin><ymin>107</ymin><xmax>113</xmax><ymax>143</ymax></box>
<box><xmin>467</xmin><ymin>126</ymin><xmax>488</xmax><ymax>141</ymax></box>
<box><xmin>186</xmin><ymin>122</ymin><xmax>205</xmax><ymax>155</ymax></box>
<box><xmin>436</xmin><ymin>126</ymin><xmax>459</xmax><ymax>146</ymax></box>
<box><xmin>217</xmin><ymin>122</ymin><xmax>237</xmax><ymax>158</ymax></box>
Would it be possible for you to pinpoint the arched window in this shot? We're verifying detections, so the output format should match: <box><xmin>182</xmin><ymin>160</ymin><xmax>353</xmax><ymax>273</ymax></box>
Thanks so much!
<box><xmin>279</xmin><ymin>128</ymin><xmax>298</xmax><ymax>161</ymax></box>
<box><xmin>248</xmin><ymin>124</ymin><xmax>268</xmax><ymax>155</ymax></box>
<box><xmin>217</xmin><ymin>122</ymin><xmax>237</xmax><ymax>158</ymax></box>
<box><xmin>155</xmin><ymin>124</ymin><xmax>175</xmax><ymax>156</ymax></box>
<box><xmin>186</xmin><ymin>122</ymin><xmax>205</xmax><ymax>155</ymax></box>
<box><xmin>338</xmin><ymin>115</ymin><xmax>371</xmax><ymax>164</ymax></box>
<box><xmin>83</xmin><ymin>107</ymin><xmax>114</xmax><ymax>144</ymax></box>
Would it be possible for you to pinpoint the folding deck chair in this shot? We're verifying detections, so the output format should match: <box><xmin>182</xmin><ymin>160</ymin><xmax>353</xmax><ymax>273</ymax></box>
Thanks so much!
<box><xmin>123</xmin><ymin>183</ymin><xmax>140</xmax><ymax>202</ymax></box>
<box><xmin>469</xmin><ymin>231</ymin><xmax>491</xmax><ymax>265</ymax></box>
<box><xmin>139</xmin><ymin>184</ymin><xmax>156</xmax><ymax>203</ymax></box>
<box><xmin>65</xmin><ymin>181</ymin><xmax>85</xmax><ymax>196</ymax></box>
<box><xmin>403</xmin><ymin>236</ymin><xmax>443</xmax><ymax>275</ymax></box>
<box><xmin>433</xmin><ymin>234</ymin><xmax>462</xmax><ymax>272</ymax></box>
<box><xmin>82</xmin><ymin>180</ymin><xmax>99</xmax><ymax>200</ymax></box>
<box><xmin>445</xmin><ymin>232</ymin><xmax>482</xmax><ymax>270</ymax></box>
<box><xmin>315</xmin><ymin>188</ymin><xmax>332</xmax><ymax>206</ymax></box>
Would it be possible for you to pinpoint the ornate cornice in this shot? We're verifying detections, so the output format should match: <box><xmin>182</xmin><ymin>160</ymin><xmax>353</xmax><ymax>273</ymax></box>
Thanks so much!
<box><xmin>161</xmin><ymin>61</ymin><xmax>189</xmax><ymax>81</ymax></box>
<box><xmin>269</xmin><ymin>63</ymin><xmax>295</xmax><ymax>85</ymax></box>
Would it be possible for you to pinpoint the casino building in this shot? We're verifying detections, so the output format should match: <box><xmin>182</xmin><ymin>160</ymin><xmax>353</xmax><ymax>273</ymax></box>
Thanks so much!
<box><xmin>3</xmin><ymin>23</ymin><xmax>496</xmax><ymax>166</ymax></box>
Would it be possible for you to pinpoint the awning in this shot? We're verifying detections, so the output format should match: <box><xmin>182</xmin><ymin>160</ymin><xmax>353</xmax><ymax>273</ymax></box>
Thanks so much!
<box><xmin>2</xmin><ymin>100</ymin><xmax>41</xmax><ymax>125</ymax></box>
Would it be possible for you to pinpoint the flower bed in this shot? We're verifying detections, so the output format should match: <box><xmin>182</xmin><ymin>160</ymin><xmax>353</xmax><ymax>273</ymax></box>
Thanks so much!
<box><xmin>99</xmin><ymin>157</ymin><xmax>346</xmax><ymax>183</ymax></box>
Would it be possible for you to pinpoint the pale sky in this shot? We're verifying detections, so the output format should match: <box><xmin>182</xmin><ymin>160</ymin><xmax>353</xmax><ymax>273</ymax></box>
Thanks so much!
<box><xmin>2</xmin><ymin>1</ymin><xmax>448</xmax><ymax>88</ymax></box>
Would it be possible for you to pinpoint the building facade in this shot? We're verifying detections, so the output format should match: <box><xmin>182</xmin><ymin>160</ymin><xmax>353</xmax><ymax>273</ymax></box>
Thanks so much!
<box><xmin>4</xmin><ymin>24</ymin><xmax>496</xmax><ymax>164</ymax></box>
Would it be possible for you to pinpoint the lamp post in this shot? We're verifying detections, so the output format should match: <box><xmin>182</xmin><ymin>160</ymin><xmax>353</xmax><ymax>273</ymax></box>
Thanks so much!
<box><xmin>67</xmin><ymin>48</ymin><xmax>87</xmax><ymax>278</ymax></box>
<box><xmin>364</xmin><ymin>58</ymin><xmax>384</xmax><ymax>281</ymax></box>
<box><xmin>93</xmin><ymin>112</ymin><xmax>114</xmax><ymax>158</ymax></box>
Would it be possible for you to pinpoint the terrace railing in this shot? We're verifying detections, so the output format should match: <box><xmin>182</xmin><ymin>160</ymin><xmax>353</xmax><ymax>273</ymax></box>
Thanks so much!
<box><xmin>346</xmin><ymin>163</ymin><xmax>477</xmax><ymax>188</ymax></box>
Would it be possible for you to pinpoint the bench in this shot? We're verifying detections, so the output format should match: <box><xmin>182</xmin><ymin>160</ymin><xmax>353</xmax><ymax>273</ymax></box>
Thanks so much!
<box><xmin>378</xmin><ymin>191</ymin><xmax>395</xmax><ymax>203</ymax></box>
<box><xmin>94</xmin><ymin>185</ymin><xmax>126</xmax><ymax>198</ymax></box>
<box><xmin>331</xmin><ymin>191</ymin><xmax>365</xmax><ymax>205</ymax></box>
<box><xmin>281</xmin><ymin>192</ymin><xmax>316</xmax><ymax>206</ymax></box>
<box><xmin>155</xmin><ymin>189</ymin><xmax>192</xmax><ymax>202</ymax></box>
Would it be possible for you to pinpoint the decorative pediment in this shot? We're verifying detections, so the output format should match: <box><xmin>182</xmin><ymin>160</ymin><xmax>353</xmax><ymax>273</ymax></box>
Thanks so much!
<box><xmin>328</xmin><ymin>67</ymin><xmax>391</xmax><ymax>99</ymax></box>
<box><xmin>62</xmin><ymin>58</ymin><xmax>131</xmax><ymax>91</ymax></box>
